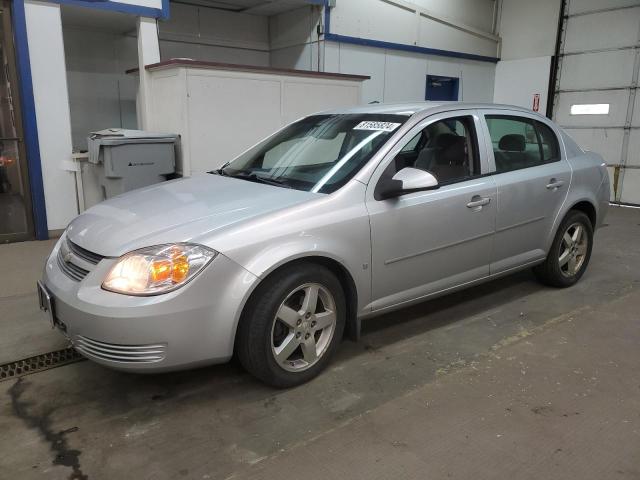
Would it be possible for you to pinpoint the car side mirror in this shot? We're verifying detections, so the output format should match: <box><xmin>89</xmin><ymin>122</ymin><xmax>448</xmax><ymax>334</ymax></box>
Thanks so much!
<box><xmin>376</xmin><ymin>167</ymin><xmax>439</xmax><ymax>200</ymax></box>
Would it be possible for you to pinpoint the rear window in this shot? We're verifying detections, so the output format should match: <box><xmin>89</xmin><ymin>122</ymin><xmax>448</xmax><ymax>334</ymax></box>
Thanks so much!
<box><xmin>486</xmin><ymin>115</ymin><xmax>560</xmax><ymax>173</ymax></box>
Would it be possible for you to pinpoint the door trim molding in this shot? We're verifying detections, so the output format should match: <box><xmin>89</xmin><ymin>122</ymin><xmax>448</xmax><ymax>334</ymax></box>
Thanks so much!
<box><xmin>495</xmin><ymin>215</ymin><xmax>546</xmax><ymax>233</ymax></box>
<box><xmin>384</xmin><ymin>230</ymin><xmax>494</xmax><ymax>265</ymax></box>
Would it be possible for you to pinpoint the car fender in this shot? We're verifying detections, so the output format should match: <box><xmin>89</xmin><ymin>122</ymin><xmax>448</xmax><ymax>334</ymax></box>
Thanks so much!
<box><xmin>229</xmin><ymin>224</ymin><xmax>371</xmax><ymax>310</ymax></box>
<box><xmin>203</xmin><ymin>181</ymin><xmax>373</xmax><ymax>346</ymax></box>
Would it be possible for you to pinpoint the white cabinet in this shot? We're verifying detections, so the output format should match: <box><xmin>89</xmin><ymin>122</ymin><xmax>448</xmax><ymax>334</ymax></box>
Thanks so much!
<box><xmin>143</xmin><ymin>60</ymin><xmax>368</xmax><ymax>176</ymax></box>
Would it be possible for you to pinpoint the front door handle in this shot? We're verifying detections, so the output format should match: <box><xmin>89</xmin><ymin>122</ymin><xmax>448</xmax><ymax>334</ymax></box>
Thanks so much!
<box><xmin>546</xmin><ymin>179</ymin><xmax>565</xmax><ymax>190</ymax></box>
<box><xmin>467</xmin><ymin>196</ymin><xmax>491</xmax><ymax>209</ymax></box>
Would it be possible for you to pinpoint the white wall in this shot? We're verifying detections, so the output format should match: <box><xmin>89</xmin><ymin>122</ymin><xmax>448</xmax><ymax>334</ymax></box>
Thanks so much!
<box><xmin>270</xmin><ymin>6</ymin><xmax>322</xmax><ymax>70</ymax></box>
<box><xmin>271</xmin><ymin>2</ymin><xmax>497</xmax><ymax>104</ymax></box>
<box><xmin>160</xmin><ymin>1</ymin><xmax>499</xmax><ymax>107</ymax></box>
<box><xmin>323</xmin><ymin>43</ymin><xmax>495</xmax><ymax>104</ymax></box>
<box><xmin>498</xmin><ymin>0</ymin><xmax>561</xmax><ymax>60</ymax></box>
<box><xmin>63</xmin><ymin>27</ymin><xmax>138</xmax><ymax>150</ymax></box>
<box><xmin>493</xmin><ymin>0</ymin><xmax>561</xmax><ymax>112</ymax></box>
<box><xmin>137</xmin><ymin>17</ymin><xmax>161</xmax><ymax>130</ymax></box>
<box><xmin>25</xmin><ymin>1</ymin><xmax>77</xmax><ymax>231</ymax></box>
<box><xmin>493</xmin><ymin>56</ymin><xmax>551</xmax><ymax>112</ymax></box>
<box><xmin>413</xmin><ymin>0</ymin><xmax>497</xmax><ymax>32</ymax></box>
<box><xmin>158</xmin><ymin>3</ymin><xmax>270</xmax><ymax>66</ymax></box>
<box><xmin>329</xmin><ymin>0</ymin><xmax>499</xmax><ymax>58</ymax></box>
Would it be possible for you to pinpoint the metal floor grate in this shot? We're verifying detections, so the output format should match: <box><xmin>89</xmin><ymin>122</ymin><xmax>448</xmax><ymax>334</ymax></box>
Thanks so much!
<box><xmin>0</xmin><ymin>348</ymin><xmax>85</xmax><ymax>382</ymax></box>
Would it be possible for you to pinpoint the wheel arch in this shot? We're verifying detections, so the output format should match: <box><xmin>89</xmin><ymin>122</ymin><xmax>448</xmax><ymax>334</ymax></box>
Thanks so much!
<box><xmin>233</xmin><ymin>255</ymin><xmax>361</xmax><ymax>350</ymax></box>
<box><xmin>546</xmin><ymin>198</ymin><xmax>597</xmax><ymax>252</ymax></box>
<box><xmin>569</xmin><ymin>200</ymin><xmax>597</xmax><ymax>228</ymax></box>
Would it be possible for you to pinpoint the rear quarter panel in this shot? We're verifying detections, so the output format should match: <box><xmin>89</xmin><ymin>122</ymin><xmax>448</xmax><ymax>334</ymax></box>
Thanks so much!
<box><xmin>554</xmin><ymin>146</ymin><xmax>609</xmax><ymax>249</ymax></box>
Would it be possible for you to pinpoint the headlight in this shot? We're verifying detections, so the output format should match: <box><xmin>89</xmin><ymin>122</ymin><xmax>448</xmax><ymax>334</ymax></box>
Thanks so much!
<box><xmin>102</xmin><ymin>243</ymin><xmax>217</xmax><ymax>295</ymax></box>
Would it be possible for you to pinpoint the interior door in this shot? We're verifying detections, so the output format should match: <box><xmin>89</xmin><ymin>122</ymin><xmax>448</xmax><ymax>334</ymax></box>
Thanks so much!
<box><xmin>366</xmin><ymin>111</ymin><xmax>496</xmax><ymax>312</ymax></box>
<box><xmin>480</xmin><ymin>110</ymin><xmax>571</xmax><ymax>273</ymax></box>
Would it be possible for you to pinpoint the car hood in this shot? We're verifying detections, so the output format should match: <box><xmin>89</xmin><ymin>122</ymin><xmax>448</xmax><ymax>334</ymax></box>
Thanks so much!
<box><xmin>66</xmin><ymin>174</ymin><xmax>320</xmax><ymax>257</ymax></box>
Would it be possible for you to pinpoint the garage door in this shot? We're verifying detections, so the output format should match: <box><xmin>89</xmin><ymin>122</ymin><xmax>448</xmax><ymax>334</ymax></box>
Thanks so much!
<box><xmin>551</xmin><ymin>0</ymin><xmax>640</xmax><ymax>205</ymax></box>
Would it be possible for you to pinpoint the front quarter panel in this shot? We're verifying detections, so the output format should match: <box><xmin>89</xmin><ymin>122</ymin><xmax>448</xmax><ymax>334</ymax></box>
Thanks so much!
<box><xmin>205</xmin><ymin>181</ymin><xmax>372</xmax><ymax>315</ymax></box>
<box><xmin>42</xmin><ymin>236</ymin><xmax>261</xmax><ymax>368</ymax></box>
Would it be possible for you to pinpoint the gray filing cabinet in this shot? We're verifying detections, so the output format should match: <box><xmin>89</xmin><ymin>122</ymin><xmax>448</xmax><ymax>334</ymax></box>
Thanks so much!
<box><xmin>86</xmin><ymin>129</ymin><xmax>179</xmax><ymax>202</ymax></box>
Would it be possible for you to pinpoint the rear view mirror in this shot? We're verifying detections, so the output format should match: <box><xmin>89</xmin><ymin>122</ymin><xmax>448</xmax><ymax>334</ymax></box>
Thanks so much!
<box><xmin>376</xmin><ymin>167</ymin><xmax>439</xmax><ymax>200</ymax></box>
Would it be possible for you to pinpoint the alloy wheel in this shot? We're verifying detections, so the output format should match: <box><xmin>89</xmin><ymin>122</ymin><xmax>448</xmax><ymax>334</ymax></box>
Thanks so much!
<box><xmin>558</xmin><ymin>222</ymin><xmax>588</xmax><ymax>277</ymax></box>
<box><xmin>270</xmin><ymin>283</ymin><xmax>337</xmax><ymax>372</ymax></box>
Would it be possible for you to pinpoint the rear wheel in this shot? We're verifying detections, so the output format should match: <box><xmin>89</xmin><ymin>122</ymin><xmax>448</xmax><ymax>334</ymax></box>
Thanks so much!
<box><xmin>533</xmin><ymin>210</ymin><xmax>593</xmax><ymax>288</ymax></box>
<box><xmin>236</xmin><ymin>262</ymin><xmax>346</xmax><ymax>388</ymax></box>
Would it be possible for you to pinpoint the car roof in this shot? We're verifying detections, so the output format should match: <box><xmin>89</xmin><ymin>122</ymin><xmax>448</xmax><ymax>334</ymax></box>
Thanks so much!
<box><xmin>322</xmin><ymin>101</ymin><xmax>544</xmax><ymax>119</ymax></box>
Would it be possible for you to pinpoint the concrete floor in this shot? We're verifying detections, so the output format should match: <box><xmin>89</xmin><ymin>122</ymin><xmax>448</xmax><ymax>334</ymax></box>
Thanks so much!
<box><xmin>0</xmin><ymin>238</ymin><xmax>67</xmax><ymax>364</ymax></box>
<box><xmin>0</xmin><ymin>205</ymin><xmax>638</xmax><ymax>479</ymax></box>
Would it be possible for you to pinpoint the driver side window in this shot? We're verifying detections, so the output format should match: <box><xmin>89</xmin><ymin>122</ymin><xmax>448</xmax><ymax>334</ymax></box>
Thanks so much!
<box><xmin>394</xmin><ymin>116</ymin><xmax>479</xmax><ymax>185</ymax></box>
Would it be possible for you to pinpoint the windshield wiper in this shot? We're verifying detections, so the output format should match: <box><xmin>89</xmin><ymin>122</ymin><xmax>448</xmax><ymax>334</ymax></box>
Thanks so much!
<box><xmin>208</xmin><ymin>161</ymin><xmax>231</xmax><ymax>176</ymax></box>
<box><xmin>228</xmin><ymin>171</ymin><xmax>293</xmax><ymax>189</ymax></box>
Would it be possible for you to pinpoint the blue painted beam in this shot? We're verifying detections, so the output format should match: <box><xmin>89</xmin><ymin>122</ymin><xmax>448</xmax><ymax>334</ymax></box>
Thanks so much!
<box><xmin>324</xmin><ymin>33</ymin><xmax>499</xmax><ymax>64</ymax></box>
<box><xmin>12</xmin><ymin>0</ymin><xmax>48</xmax><ymax>239</ymax></box>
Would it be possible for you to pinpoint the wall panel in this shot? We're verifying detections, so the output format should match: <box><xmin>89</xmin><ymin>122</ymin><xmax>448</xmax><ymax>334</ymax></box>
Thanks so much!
<box><xmin>562</xmin><ymin>7</ymin><xmax>640</xmax><ymax>53</ymax></box>
<box><xmin>559</xmin><ymin>50</ymin><xmax>637</xmax><ymax>91</ymax></box>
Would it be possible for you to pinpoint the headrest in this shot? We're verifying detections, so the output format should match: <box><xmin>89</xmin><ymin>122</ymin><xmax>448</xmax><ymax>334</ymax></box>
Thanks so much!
<box><xmin>438</xmin><ymin>134</ymin><xmax>467</xmax><ymax>165</ymax></box>
<box><xmin>436</xmin><ymin>133</ymin><xmax>461</xmax><ymax>149</ymax></box>
<box><xmin>499</xmin><ymin>134</ymin><xmax>525</xmax><ymax>152</ymax></box>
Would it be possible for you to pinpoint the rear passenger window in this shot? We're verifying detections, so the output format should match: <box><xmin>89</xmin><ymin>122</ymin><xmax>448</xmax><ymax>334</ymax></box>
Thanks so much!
<box><xmin>486</xmin><ymin>115</ymin><xmax>560</xmax><ymax>173</ymax></box>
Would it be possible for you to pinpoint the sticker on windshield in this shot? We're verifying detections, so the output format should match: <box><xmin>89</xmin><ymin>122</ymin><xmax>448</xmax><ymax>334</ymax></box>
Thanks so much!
<box><xmin>353</xmin><ymin>121</ymin><xmax>401</xmax><ymax>132</ymax></box>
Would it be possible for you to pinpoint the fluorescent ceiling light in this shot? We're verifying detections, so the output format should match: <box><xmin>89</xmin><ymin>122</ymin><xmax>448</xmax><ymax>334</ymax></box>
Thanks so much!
<box><xmin>570</xmin><ymin>104</ymin><xmax>610</xmax><ymax>115</ymax></box>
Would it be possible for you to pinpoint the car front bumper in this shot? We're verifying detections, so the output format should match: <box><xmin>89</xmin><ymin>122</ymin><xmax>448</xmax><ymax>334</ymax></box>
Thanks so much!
<box><xmin>41</xmin><ymin>235</ymin><xmax>260</xmax><ymax>372</ymax></box>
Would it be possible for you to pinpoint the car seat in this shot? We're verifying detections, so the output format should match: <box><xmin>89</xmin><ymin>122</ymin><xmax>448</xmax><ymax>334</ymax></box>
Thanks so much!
<box><xmin>415</xmin><ymin>133</ymin><xmax>469</xmax><ymax>182</ymax></box>
<box><xmin>495</xmin><ymin>134</ymin><xmax>526</xmax><ymax>171</ymax></box>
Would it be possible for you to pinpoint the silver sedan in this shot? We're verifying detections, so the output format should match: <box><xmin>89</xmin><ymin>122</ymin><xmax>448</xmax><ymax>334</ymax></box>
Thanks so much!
<box><xmin>39</xmin><ymin>103</ymin><xmax>610</xmax><ymax>387</ymax></box>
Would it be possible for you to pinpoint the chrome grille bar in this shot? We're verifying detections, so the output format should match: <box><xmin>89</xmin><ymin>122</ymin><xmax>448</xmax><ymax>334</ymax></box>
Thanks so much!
<box><xmin>57</xmin><ymin>249</ymin><xmax>90</xmax><ymax>281</ymax></box>
<box><xmin>74</xmin><ymin>336</ymin><xmax>167</xmax><ymax>363</ymax></box>
<box><xmin>67</xmin><ymin>239</ymin><xmax>105</xmax><ymax>265</ymax></box>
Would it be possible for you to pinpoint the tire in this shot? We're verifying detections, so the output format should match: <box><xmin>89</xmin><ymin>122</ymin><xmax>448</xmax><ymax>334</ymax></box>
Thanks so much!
<box><xmin>533</xmin><ymin>210</ymin><xmax>593</xmax><ymax>288</ymax></box>
<box><xmin>236</xmin><ymin>262</ymin><xmax>346</xmax><ymax>388</ymax></box>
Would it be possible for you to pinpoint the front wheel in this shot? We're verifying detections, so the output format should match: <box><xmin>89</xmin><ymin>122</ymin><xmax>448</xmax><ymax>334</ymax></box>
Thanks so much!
<box><xmin>236</xmin><ymin>262</ymin><xmax>346</xmax><ymax>388</ymax></box>
<box><xmin>533</xmin><ymin>210</ymin><xmax>593</xmax><ymax>288</ymax></box>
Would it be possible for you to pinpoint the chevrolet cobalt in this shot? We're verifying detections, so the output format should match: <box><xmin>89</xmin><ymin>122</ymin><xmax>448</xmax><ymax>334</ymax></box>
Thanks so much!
<box><xmin>39</xmin><ymin>103</ymin><xmax>609</xmax><ymax>387</ymax></box>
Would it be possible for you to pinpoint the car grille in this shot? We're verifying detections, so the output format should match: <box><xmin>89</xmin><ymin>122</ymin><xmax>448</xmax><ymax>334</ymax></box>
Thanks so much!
<box><xmin>57</xmin><ymin>249</ymin><xmax>90</xmax><ymax>281</ymax></box>
<box><xmin>67</xmin><ymin>239</ymin><xmax>104</xmax><ymax>265</ymax></box>
<box><xmin>74</xmin><ymin>336</ymin><xmax>167</xmax><ymax>364</ymax></box>
<box><xmin>56</xmin><ymin>238</ymin><xmax>105</xmax><ymax>282</ymax></box>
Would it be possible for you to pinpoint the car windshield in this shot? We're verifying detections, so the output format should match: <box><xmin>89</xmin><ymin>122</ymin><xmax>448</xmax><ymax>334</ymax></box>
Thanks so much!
<box><xmin>218</xmin><ymin>114</ymin><xmax>408</xmax><ymax>193</ymax></box>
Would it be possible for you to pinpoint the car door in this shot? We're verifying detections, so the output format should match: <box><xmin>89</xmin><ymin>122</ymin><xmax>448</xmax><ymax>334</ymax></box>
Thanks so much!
<box><xmin>365</xmin><ymin>110</ymin><xmax>497</xmax><ymax>312</ymax></box>
<box><xmin>479</xmin><ymin>110</ymin><xmax>571</xmax><ymax>274</ymax></box>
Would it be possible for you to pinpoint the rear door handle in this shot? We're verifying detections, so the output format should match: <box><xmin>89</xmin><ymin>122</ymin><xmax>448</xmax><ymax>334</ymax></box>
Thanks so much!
<box><xmin>546</xmin><ymin>179</ymin><xmax>565</xmax><ymax>190</ymax></box>
<box><xmin>467</xmin><ymin>196</ymin><xmax>491</xmax><ymax>209</ymax></box>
